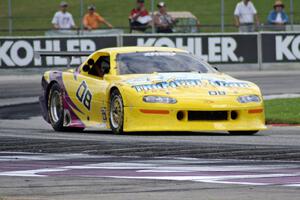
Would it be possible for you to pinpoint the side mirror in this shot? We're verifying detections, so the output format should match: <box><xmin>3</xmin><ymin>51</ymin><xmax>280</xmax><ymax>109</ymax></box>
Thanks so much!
<box><xmin>82</xmin><ymin>65</ymin><xmax>90</xmax><ymax>72</ymax></box>
<box><xmin>102</xmin><ymin>65</ymin><xmax>110</xmax><ymax>74</ymax></box>
<box><xmin>87</xmin><ymin>59</ymin><xmax>95</xmax><ymax>66</ymax></box>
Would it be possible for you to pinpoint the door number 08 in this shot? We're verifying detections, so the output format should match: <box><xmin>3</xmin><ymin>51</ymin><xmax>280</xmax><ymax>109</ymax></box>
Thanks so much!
<box><xmin>76</xmin><ymin>81</ymin><xmax>92</xmax><ymax>110</ymax></box>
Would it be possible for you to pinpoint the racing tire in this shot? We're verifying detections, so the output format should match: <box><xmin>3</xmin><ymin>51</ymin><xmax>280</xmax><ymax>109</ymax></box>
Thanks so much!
<box><xmin>48</xmin><ymin>83</ymin><xmax>84</xmax><ymax>132</ymax></box>
<box><xmin>228</xmin><ymin>131</ymin><xmax>259</xmax><ymax>136</ymax></box>
<box><xmin>109</xmin><ymin>90</ymin><xmax>124</xmax><ymax>134</ymax></box>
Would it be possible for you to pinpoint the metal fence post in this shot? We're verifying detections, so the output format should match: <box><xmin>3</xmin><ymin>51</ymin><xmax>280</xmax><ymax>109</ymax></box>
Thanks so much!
<box><xmin>80</xmin><ymin>0</ymin><xmax>84</xmax><ymax>34</ymax></box>
<box><xmin>221</xmin><ymin>0</ymin><xmax>224</xmax><ymax>32</ymax></box>
<box><xmin>8</xmin><ymin>0</ymin><xmax>12</xmax><ymax>35</ymax></box>
<box><xmin>257</xmin><ymin>32</ymin><xmax>263</xmax><ymax>71</ymax></box>
<box><xmin>290</xmin><ymin>0</ymin><xmax>294</xmax><ymax>31</ymax></box>
<box><xmin>151</xmin><ymin>0</ymin><xmax>155</xmax><ymax>33</ymax></box>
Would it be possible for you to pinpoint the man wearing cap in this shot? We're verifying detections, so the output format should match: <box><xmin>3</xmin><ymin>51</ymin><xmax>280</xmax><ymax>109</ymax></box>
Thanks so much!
<box><xmin>154</xmin><ymin>2</ymin><xmax>176</xmax><ymax>33</ymax></box>
<box><xmin>268</xmin><ymin>0</ymin><xmax>288</xmax><ymax>26</ymax></box>
<box><xmin>234</xmin><ymin>0</ymin><xmax>259</xmax><ymax>32</ymax></box>
<box><xmin>52</xmin><ymin>1</ymin><xmax>76</xmax><ymax>30</ymax></box>
<box><xmin>129</xmin><ymin>0</ymin><xmax>152</xmax><ymax>32</ymax></box>
<box><xmin>83</xmin><ymin>5</ymin><xmax>113</xmax><ymax>30</ymax></box>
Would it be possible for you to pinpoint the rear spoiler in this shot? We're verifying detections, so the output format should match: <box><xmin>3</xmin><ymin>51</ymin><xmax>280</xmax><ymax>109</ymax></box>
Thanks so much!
<box><xmin>34</xmin><ymin>51</ymin><xmax>94</xmax><ymax>67</ymax></box>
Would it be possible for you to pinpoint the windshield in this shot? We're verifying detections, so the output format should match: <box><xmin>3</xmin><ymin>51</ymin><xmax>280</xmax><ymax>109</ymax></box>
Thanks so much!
<box><xmin>117</xmin><ymin>52</ymin><xmax>216</xmax><ymax>75</ymax></box>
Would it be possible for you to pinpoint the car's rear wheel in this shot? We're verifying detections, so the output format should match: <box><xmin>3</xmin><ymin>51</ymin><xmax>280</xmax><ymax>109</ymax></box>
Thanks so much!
<box><xmin>109</xmin><ymin>90</ymin><xmax>124</xmax><ymax>134</ymax></box>
<box><xmin>48</xmin><ymin>83</ymin><xmax>83</xmax><ymax>132</ymax></box>
<box><xmin>228</xmin><ymin>131</ymin><xmax>259</xmax><ymax>136</ymax></box>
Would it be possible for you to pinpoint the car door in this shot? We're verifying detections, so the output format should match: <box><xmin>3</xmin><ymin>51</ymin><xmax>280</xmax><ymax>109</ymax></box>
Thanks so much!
<box><xmin>63</xmin><ymin>53</ymin><xmax>110</xmax><ymax>128</ymax></box>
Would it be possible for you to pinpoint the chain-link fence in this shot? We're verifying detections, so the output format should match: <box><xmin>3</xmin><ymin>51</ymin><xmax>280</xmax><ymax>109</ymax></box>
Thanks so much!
<box><xmin>0</xmin><ymin>0</ymin><xmax>299</xmax><ymax>36</ymax></box>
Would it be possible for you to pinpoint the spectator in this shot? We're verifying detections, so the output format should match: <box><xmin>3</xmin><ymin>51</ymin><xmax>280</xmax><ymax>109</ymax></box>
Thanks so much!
<box><xmin>129</xmin><ymin>0</ymin><xmax>152</xmax><ymax>32</ymax></box>
<box><xmin>83</xmin><ymin>5</ymin><xmax>113</xmax><ymax>30</ymax></box>
<box><xmin>154</xmin><ymin>2</ymin><xmax>177</xmax><ymax>33</ymax></box>
<box><xmin>234</xmin><ymin>0</ymin><xmax>259</xmax><ymax>32</ymax></box>
<box><xmin>52</xmin><ymin>1</ymin><xmax>76</xmax><ymax>30</ymax></box>
<box><xmin>268</xmin><ymin>1</ymin><xmax>288</xmax><ymax>25</ymax></box>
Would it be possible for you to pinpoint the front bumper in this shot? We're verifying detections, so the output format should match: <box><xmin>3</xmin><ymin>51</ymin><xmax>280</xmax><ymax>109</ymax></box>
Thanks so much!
<box><xmin>123</xmin><ymin>106</ymin><xmax>266</xmax><ymax>132</ymax></box>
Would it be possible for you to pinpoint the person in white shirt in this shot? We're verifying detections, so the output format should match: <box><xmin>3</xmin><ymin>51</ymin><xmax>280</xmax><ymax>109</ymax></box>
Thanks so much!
<box><xmin>52</xmin><ymin>1</ymin><xmax>76</xmax><ymax>30</ymax></box>
<box><xmin>234</xmin><ymin>0</ymin><xmax>259</xmax><ymax>32</ymax></box>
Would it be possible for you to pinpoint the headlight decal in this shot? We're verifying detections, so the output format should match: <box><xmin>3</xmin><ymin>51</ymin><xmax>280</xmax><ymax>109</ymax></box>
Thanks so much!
<box><xmin>237</xmin><ymin>95</ymin><xmax>261</xmax><ymax>103</ymax></box>
<box><xmin>143</xmin><ymin>96</ymin><xmax>177</xmax><ymax>104</ymax></box>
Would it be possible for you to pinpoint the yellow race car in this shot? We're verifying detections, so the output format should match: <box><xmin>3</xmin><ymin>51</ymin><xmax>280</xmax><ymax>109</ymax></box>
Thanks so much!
<box><xmin>39</xmin><ymin>47</ymin><xmax>266</xmax><ymax>135</ymax></box>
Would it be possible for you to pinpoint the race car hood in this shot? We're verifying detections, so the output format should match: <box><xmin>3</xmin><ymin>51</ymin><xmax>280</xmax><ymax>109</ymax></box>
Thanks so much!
<box><xmin>114</xmin><ymin>72</ymin><xmax>261</xmax><ymax>97</ymax></box>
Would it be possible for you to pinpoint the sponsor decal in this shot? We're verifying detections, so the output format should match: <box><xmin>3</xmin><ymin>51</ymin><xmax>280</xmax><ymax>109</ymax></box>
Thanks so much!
<box><xmin>208</xmin><ymin>80</ymin><xmax>250</xmax><ymax>88</ymax></box>
<box><xmin>126</xmin><ymin>74</ymin><xmax>250</xmax><ymax>92</ymax></box>
<box><xmin>144</xmin><ymin>52</ymin><xmax>176</xmax><ymax>57</ymax></box>
<box><xmin>132</xmin><ymin>79</ymin><xmax>202</xmax><ymax>92</ymax></box>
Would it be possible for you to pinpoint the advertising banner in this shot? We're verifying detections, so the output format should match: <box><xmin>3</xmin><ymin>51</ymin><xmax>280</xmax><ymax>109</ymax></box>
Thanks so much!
<box><xmin>0</xmin><ymin>36</ymin><xmax>117</xmax><ymax>68</ymax></box>
<box><xmin>2</xmin><ymin>32</ymin><xmax>300</xmax><ymax>68</ymax></box>
<box><xmin>123</xmin><ymin>34</ymin><xmax>258</xmax><ymax>64</ymax></box>
<box><xmin>262</xmin><ymin>32</ymin><xmax>300</xmax><ymax>63</ymax></box>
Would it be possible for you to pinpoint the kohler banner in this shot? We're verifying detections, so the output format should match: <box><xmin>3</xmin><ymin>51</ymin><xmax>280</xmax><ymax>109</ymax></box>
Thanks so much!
<box><xmin>0</xmin><ymin>36</ymin><xmax>117</xmax><ymax>68</ymax></box>
<box><xmin>2</xmin><ymin>33</ymin><xmax>300</xmax><ymax>68</ymax></box>
<box><xmin>262</xmin><ymin>32</ymin><xmax>300</xmax><ymax>63</ymax></box>
<box><xmin>123</xmin><ymin>34</ymin><xmax>258</xmax><ymax>64</ymax></box>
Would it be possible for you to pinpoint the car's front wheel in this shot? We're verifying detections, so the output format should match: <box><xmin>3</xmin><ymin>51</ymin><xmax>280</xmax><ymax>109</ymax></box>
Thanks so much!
<box><xmin>109</xmin><ymin>90</ymin><xmax>124</xmax><ymax>134</ymax></box>
<box><xmin>228</xmin><ymin>131</ymin><xmax>259</xmax><ymax>136</ymax></box>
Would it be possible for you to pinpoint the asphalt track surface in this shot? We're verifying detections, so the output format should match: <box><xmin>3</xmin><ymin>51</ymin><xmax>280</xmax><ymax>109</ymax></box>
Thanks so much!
<box><xmin>0</xmin><ymin>71</ymin><xmax>300</xmax><ymax>200</ymax></box>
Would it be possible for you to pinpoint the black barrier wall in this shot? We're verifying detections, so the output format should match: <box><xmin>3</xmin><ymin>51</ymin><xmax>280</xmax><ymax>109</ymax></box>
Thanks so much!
<box><xmin>1</xmin><ymin>32</ymin><xmax>300</xmax><ymax>68</ymax></box>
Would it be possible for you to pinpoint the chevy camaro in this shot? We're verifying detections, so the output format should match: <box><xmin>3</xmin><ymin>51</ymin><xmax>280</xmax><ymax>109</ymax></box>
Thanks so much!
<box><xmin>39</xmin><ymin>47</ymin><xmax>266</xmax><ymax>135</ymax></box>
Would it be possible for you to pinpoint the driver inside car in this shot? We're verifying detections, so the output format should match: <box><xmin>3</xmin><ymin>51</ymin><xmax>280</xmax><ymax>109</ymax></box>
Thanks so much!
<box><xmin>89</xmin><ymin>56</ymin><xmax>110</xmax><ymax>78</ymax></box>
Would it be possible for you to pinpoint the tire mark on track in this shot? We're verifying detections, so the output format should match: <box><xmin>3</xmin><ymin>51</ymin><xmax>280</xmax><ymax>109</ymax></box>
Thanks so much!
<box><xmin>0</xmin><ymin>102</ymin><xmax>40</xmax><ymax>120</ymax></box>
<box><xmin>1</xmin><ymin>136</ymin><xmax>300</xmax><ymax>161</ymax></box>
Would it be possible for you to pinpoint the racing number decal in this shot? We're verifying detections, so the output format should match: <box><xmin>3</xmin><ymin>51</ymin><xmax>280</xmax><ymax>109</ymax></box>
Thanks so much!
<box><xmin>76</xmin><ymin>81</ymin><xmax>92</xmax><ymax>110</ymax></box>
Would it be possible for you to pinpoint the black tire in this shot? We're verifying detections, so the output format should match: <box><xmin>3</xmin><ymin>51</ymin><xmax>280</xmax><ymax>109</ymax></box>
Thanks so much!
<box><xmin>48</xmin><ymin>83</ymin><xmax>84</xmax><ymax>132</ymax></box>
<box><xmin>109</xmin><ymin>90</ymin><xmax>124</xmax><ymax>134</ymax></box>
<box><xmin>228</xmin><ymin>131</ymin><xmax>259</xmax><ymax>136</ymax></box>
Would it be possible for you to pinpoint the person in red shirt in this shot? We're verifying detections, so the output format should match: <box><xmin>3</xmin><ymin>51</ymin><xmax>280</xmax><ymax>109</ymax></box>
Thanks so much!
<box><xmin>129</xmin><ymin>0</ymin><xmax>152</xmax><ymax>32</ymax></box>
